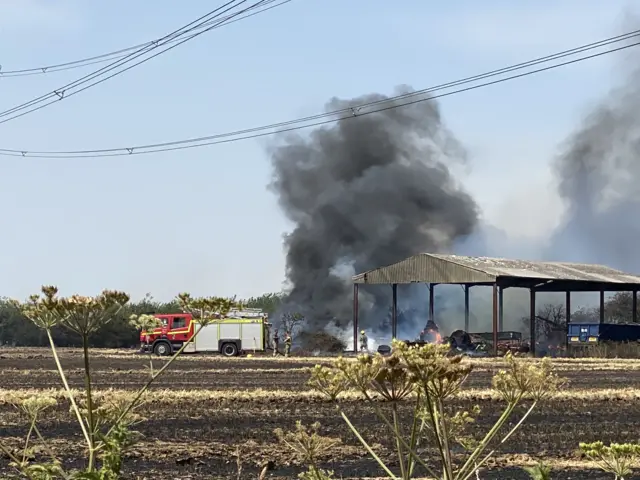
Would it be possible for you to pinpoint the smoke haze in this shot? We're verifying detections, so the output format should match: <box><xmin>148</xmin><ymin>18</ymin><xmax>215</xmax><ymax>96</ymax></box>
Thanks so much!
<box><xmin>269</xmin><ymin>56</ymin><xmax>640</xmax><ymax>340</ymax></box>
<box><xmin>548</xmin><ymin>63</ymin><xmax>640</xmax><ymax>271</ymax></box>
<box><xmin>268</xmin><ymin>86</ymin><xmax>479</xmax><ymax>333</ymax></box>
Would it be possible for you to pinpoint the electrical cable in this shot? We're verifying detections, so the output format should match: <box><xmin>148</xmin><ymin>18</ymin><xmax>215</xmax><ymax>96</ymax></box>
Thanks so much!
<box><xmin>0</xmin><ymin>0</ymin><xmax>288</xmax><ymax>125</ymax></box>
<box><xmin>1</xmin><ymin>32</ymin><xmax>638</xmax><ymax>159</ymax></box>
<box><xmin>0</xmin><ymin>0</ymin><xmax>288</xmax><ymax>78</ymax></box>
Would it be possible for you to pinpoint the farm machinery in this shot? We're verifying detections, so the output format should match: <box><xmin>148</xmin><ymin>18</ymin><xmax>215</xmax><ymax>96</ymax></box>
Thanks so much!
<box><xmin>139</xmin><ymin>308</ymin><xmax>270</xmax><ymax>357</ymax></box>
<box><xmin>377</xmin><ymin>321</ymin><xmax>530</xmax><ymax>357</ymax></box>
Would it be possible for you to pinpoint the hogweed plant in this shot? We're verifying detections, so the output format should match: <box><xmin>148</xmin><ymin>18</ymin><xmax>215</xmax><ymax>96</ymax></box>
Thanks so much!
<box><xmin>129</xmin><ymin>314</ymin><xmax>162</xmax><ymax>378</ymax></box>
<box><xmin>579</xmin><ymin>441</ymin><xmax>640</xmax><ymax>480</ymax></box>
<box><xmin>307</xmin><ymin>339</ymin><xmax>565</xmax><ymax>480</ymax></box>
<box><xmin>275</xmin><ymin>421</ymin><xmax>340</xmax><ymax>480</ymax></box>
<box><xmin>5</xmin><ymin>286</ymin><xmax>239</xmax><ymax>479</ymax></box>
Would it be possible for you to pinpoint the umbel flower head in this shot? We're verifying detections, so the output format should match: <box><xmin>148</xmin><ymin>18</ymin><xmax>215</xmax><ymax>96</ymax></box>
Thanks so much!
<box><xmin>59</xmin><ymin>289</ymin><xmax>130</xmax><ymax>335</ymax></box>
<box><xmin>129</xmin><ymin>313</ymin><xmax>162</xmax><ymax>333</ymax></box>
<box><xmin>177</xmin><ymin>293</ymin><xmax>240</xmax><ymax>326</ymax></box>
<box><xmin>11</xmin><ymin>285</ymin><xmax>65</xmax><ymax>329</ymax></box>
<box><xmin>12</xmin><ymin>286</ymin><xmax>130</xmax><ymax>335</ymax></box>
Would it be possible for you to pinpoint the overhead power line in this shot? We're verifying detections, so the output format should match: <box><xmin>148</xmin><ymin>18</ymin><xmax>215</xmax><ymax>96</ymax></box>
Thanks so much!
<box><xmin>2</xmin><ymin>31</ymin><xmax>639</xmax><ymax>159</ymax></box>
<box><xmin>0</xmin><ymin>0</ymin><xmax>289</xmax><ymax>126</ymax></box>
<box><xmin>0</xmin><ymin>0</ymin><xmax>288</xmax><ymax>78</ymax></box>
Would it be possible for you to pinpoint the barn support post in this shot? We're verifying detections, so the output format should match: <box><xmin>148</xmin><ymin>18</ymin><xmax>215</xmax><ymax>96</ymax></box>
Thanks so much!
<box><xmin>353</xmin><ymin>284</ymin><xmax>359</xmax><ymax>353</ymax></box>
<box><xmin>429</xmin><ymin>283</ymin><xmax>435</xmax><ymax>324</ymax></box>
<box><xmin>498</xmin><ymin>286</ymin><xmax>504</xmax><ymax>332</ymax></box>
<box><xmin>633</xmin><ymin>290</ymin><xmax>638</xmax><ymax>323</ymax></box>
<box><xmin>492</xmin><ymin>283</ymin><xmax>498</xmax><ymax>356</ymax></box>
<box><xmin>565</xmin><ymin>291</ymin><xmax>571</xmax><ymax>349</ymax></box>
<box><xmin>530</xmin><ymin>288</ymin><xmax>536</xmax><ymax>356</ymax></box>
<box><xmin>392</xmin><ymin>284</ymin><xmax>398</xmax><ymax>339</ymax></box>
<box><xmin>599</xmin><ymin>290</ymin><xmax>605</xmax><ymax>324</ymax></box>
<box><xmin>464</xmin><ymin>285</ymin><xmax>470</xmax><ymax>332</ymax></box>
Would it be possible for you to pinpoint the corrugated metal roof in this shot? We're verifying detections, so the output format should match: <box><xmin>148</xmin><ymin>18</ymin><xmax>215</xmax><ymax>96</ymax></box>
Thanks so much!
<box><xmin>352</xmin><ymin>253</ymin><xmax>640</xmax><ymax>286</ymax></box>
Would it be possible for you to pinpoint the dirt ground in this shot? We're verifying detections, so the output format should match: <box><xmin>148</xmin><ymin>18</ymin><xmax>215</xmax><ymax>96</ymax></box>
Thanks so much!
<box><xmin>0</xmin><ymin>347</ymin><xmax>639</xmax><ymax>479</ymax></box>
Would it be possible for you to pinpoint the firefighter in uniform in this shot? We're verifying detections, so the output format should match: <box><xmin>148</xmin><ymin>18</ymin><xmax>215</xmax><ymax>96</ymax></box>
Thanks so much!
<box><xmin>359</xmin><ymin>330</ymin><xmax>368</xmax><ymax>352</ymax></box>
<box><xmin>284</xmin><ymin>332</ymin><xmax>292</xmax><ymax>357</ymax></box>
<box><xmin>272</xmin><ymin>330</ymin><xmax>280</xmax><ymax>356</ymax></box>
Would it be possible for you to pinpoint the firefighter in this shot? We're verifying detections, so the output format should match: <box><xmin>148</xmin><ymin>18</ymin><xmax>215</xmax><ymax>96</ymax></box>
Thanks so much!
<box><xmin>359</xmin><ymin>330</ymin><xmax>368</xmax><ymax>352</ymax></box>
<box><xmin>272</xmin><ymin>330</ymin><xmax>280</xmax><ymax>356</ymax></box>
<box><xmin>284</xmin><ymin>331</ymin><xmax>292</xmax><ymax>357</ymax></box>
<box><xmin>418</xmin><ymin>330</ymin><xmax>425</xmax><ymax>342</ymax></box>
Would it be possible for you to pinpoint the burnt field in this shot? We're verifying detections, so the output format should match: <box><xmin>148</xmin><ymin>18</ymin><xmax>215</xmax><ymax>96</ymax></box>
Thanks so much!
<box><xmin>1</xmin><ymin>348</ymin><xmax>640</xmax><ymax>479</ymax></box>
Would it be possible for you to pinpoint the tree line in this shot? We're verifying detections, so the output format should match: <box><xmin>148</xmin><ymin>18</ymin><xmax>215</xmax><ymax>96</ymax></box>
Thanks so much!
<box><xmin>0</xmin><ymin>292</ymin><xmax>284</xmax><ymax>348</ymax></box>
<box><xmin>527</xmin><ymin>292</ymin><xmax>640</xmax><ymax>341</ymax></box>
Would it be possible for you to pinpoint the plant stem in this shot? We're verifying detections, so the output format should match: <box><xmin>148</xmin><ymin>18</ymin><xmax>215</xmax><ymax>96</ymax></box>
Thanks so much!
<box><xmin>21</xmin><ymin>416</ymin><xmax>37</xmax><ymax>465</ymax></box>
<box><xmin>472</xmin><ymin>400</ymin><xmax>539</xmax><ymax>475</ymax></box>
<box><xmin>339</xmin><ymin>408</ymin><xmax>399</xmax><ymax>479</ymax></box>
<box><xmin>455</xmin><ymin>401</ymin><xmax>518</xmax><ymax>480</ymax></box>
<box><xmin>32</xmin><ymin>424</ymin><xmax>59</xmax><ymax>465</ymax></box>
<box><xmin>436</xmin><ymin>399</ymin><xmax>454</xmax><ymax>480</ymax></box>
<box><xmin>423</xmin><ymin>393</ymin><xmax>448</xmax><ymax>476</ymax></box>
<box><xmin>367</xmin><ymin>401</ymin><xmax>439</xmax><ymax>479</ymax></box>
<box><xmin>46</xmin><ymin>329</ymin><xmax>91</xmax><ymax>448</ymax></box>
<box><xmin>81</xmin><ymin>334</ymin><xmax>96</xmax><ymax>471</ymax></box>
<box><xmin>107</xmin><ymin>323</ymin><xmax>206</xmax><ymax>437</ymax></box>
<box><xmin>391</xmin><ymin>405</ymin><xmax>407</xmax><ymax>479</ymax></box>
<box><xmin>0</xmin><ymin>439</ymin><xmax>35</xmax><ymax>479</ymax></box>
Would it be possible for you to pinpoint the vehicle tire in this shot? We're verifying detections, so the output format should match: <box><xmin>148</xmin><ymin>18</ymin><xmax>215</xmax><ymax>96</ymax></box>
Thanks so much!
<box><xmin>221</xmin><ymin>343</ymin><xmax>238</xmax><ymax>357</ymax></box>
<box><xmin>153</xmin><ymin>341</ymin><xmax>172</xmax><ymax>356</ymax></box>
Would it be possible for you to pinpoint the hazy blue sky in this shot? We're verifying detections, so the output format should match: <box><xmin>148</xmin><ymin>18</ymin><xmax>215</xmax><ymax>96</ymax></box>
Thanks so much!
<box><xmin>0</xmin><ymin>0</ymin><xmax>635</xmax><ymax>301</ymax></box>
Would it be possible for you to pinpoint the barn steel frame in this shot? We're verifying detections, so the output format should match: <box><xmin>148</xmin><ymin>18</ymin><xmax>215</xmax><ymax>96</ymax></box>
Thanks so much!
<box><xmin>351</xmin><ymin>253</ymin><xmax>640</xmax><ymax>355</ymax></box>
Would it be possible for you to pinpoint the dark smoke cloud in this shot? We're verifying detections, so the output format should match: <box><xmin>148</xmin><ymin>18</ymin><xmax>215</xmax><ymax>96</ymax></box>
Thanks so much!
<box><xmin>268</xmin><ymin>86</ymin><xmax>480</xmax><ymax>333</ymax></box>
<box><xmin>548</xmin><ymin>62</ymin><xmax>640</xmax><ymax>271</ymax></box>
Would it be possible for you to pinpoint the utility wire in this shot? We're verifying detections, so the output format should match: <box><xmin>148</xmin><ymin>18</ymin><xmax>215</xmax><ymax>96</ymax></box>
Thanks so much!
<box><xmin>2</xmin><ymin>32</ymin><xmax>639</xmax><ymax>159</ymax></box>
<box><xmin>0</xmin><ymin>0</ymin><xmax>246</xmax><ymax>118</ymax></box>
<box><xmin>0</xmin><ymin>1</ymin><xmax>288</xmax><ymax>78</ymax></box>
<box><xmin>0</xmin><ymin>0</ymin><xmax>287</xmax><ymax>125</ymax></box>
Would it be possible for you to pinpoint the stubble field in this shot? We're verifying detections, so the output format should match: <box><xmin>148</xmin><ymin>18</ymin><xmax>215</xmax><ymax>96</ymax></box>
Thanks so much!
<box><xmin>0</xmin><ymin>347</ymin><xmax>639</xmax><ymax>479</ymax></box>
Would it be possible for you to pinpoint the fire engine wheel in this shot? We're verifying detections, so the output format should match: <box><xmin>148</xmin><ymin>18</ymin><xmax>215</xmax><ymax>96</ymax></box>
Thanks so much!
<box><xmin>221</xmin><ymin>343</ymin><xmax>238</xmax><ymax>357</ymax></box>
<box><xmin>153</xmin><ymin>342</ymin><xmax>172</xmax><ymax>356</ymax></box>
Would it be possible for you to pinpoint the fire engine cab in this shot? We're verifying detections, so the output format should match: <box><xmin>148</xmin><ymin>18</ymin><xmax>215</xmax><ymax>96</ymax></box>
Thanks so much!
<box><xmin>140</xmin><ymin>308</ymin><xmax>269</xmax><ymax>357</ymax></box>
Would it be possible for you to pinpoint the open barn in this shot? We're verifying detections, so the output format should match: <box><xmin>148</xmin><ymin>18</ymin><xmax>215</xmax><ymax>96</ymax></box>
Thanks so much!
<box><xmin>352</xmin><ymin>253</ymin><xmax>640</xmax><ymax>355</ymax></box>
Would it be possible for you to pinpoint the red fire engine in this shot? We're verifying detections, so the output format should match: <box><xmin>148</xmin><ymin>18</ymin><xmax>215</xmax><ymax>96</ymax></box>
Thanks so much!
<box><xmin>140</xmin><ymin>308</ymin><xmax>270</xmax><ymax>357</ymax></box>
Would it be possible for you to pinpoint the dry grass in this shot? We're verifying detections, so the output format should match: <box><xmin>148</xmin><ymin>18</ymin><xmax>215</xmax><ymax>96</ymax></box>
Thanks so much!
<box><xmin>1</xmin><ymin>386</ymin><xmax>638</xmax><ymax>404</ymax></box>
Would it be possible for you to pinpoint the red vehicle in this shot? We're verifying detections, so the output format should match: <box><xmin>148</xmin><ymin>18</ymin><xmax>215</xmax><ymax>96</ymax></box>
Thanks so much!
<box><xmin>140</xmin><ymin>308</ymin><xmax>269</xmax><ymax>357</ymax></box>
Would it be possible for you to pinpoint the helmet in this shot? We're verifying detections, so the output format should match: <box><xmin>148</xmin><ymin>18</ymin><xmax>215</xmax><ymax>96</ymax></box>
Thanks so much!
<box><xmin>360</xmin><ymin>330</ymin><xmax>365</xmax><ymax>334</ymax></box>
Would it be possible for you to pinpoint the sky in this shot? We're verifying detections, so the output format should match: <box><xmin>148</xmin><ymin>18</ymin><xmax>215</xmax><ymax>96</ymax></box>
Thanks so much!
<box><xmin>0</xmin><ymin>0</ymin><xmax>636</xmax><ymax>302</ymax></box>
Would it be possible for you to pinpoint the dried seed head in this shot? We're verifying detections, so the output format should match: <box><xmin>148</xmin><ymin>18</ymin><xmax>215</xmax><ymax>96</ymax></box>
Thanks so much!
<box><xmin>492</xmin><ymin>354</ymin><xmax>566</xmax><ymax>403</ymax></box>
<box><xmin>393</xmin><ymin>339</ymin><xmax>472</xmax><ymax>400</ymax></box>
<box><xmin>335</xmin><ymin>353</ymin><xmax>384</xmax><ymax>394</ymax></box>
<box><xmin>177</xmin><ymin>293</ymin><xmax>239</xmax><ymax>326</ymax></box>
<box><xmin>371</xmin><ymin>355</ymin><xmax>415</xmax><ymax>402</ymax></box>
<box><xmin>308</xmin><ymin>365</ymin><xmax>349</xmax><ymax>401</ymax></box>
<box><xmin>275</xmin><ymin>421</ymin><xmax>341</xmax><ymax>465</ymax></box>
<box><xmin>580</xmin><ymin>441</ymin><xmax>640</xmax><ymax>478</ymax></box>
<box><xmin>130</xmin><ymin>313</ymin><xmax>162</xmax><ymax>333</ymax></box>
<box><xmin>59</xmin><ymin>289</ymin><xmax>130</xmax><ymax>335</ymax></box>
<box><xmin>6</xmin><ymin>395</ymin><xmax>58</xmax><ymax>419</ymax></box>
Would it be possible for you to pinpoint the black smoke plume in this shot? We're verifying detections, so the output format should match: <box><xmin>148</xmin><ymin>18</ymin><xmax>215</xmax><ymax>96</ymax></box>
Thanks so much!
<box><xmin>548</xmin><ymin>60</ymin><xmax>640</xmax><ymax>271</ymax></box>
<box><xmin>268</xmin><ymin>86</ymin><xmax>480</xmax><ymax>334</ymax></box>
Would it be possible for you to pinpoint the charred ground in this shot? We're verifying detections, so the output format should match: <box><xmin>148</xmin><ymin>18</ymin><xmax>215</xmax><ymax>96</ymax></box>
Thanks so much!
<box><xmin>0</xmin><ymin>348</ymin><xmax>638</xmax><ymax>479</ymax></box>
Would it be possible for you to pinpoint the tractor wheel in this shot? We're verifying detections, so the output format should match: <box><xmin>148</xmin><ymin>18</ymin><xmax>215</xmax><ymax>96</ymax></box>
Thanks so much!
<box><xmin>153</xmin><ymin>342</ymin><xmax>172</xmax><ymax>357</ymax></box>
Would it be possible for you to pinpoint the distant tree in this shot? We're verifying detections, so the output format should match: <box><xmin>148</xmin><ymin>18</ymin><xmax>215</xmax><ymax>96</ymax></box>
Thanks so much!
<box><xmin>242</xmin><ymin>292</ymin><xmax>284</xmax><ymax>316</ymax></box>
<box><xmin>280</xmin><ymin>312</ymin><xmax>305</xmax><ymax>337</ymax></box>
<box><xmin>521</xmin><ymin>292</ymin><xmax>640</xmax><ymax>340</ymax></box>
<box><xmin>531</xmin><ymin>303</ymin><xmax>567</xmax><ymax>342</ymax></box>
<box><xmin>604</xmin><ymin>292</ymin><xmax>639</xmax><ymax>323</ymax></box>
